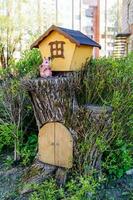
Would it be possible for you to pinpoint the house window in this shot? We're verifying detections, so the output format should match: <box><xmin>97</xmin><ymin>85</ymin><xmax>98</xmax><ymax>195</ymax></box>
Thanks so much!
<box><xmin>49</xmin><ymin>41</ymin><xmax>65</xmax><ymax>58</ymax></box>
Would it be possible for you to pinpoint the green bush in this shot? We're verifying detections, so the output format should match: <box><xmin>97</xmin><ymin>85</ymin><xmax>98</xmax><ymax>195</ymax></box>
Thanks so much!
<box><xmin>29</xmin><ymin>174</ymin><xmax>102</xmax><ymax>200</ymax></box>
<box><xmin>0</xmin><ymin>122</ymin><xmax>37</xmax><ymax>166</ymax></box>
<box><xmin>0</xmin><ymin>48</ymin><xmax>42</xmax><ymax>79</ymax></box>
<box><xmin>102</xmin><ymin>139</ymin><xmax>132</xmax><ymax>178</ymax></box>
<box><xmin>0</xmin><ymin>123</ymin><xmax>17</xmax><ymax>152</ymax></box>
<box><xmin>29</xmin><ymin>179</ymin><xmax>59</xmax><ymax>200</ymax></box>
<box><xmin>20</xmin><ymin>133</ymin><xmax>38</xmax><ymax>166</ymax></box>
<box><xmin>0</xmin><ymin>49</ymin><xmax>40</xmax><ymax>164</ymax></box>
<box><xmin>83</xmin><ymin>53</ymin><xmax>133</xmax><ymax>177</ymax></box>
<box><xmin>16</xmin><ymin>48</ymin><xmax>42</xmax><ymax>77</ymax></box>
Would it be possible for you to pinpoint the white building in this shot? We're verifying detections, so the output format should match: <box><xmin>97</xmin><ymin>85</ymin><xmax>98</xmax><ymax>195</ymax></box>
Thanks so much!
<box><xmin>113</xmin><ymin>0</ymin><xmax>133</xmax><ymax>58</ymax></box>
<box><xmin>100</xmin><ymin>0</ymin><xmax>116</xmax><ymax>57</ymax></box>
<box><xmin>121</xmin><ymin>0</ymin><xmax>133</xmax><ymax>52</ymax></box>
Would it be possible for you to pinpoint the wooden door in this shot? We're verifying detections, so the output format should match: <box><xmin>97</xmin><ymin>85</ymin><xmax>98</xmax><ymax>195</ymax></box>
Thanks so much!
<box><xmin>38</xmin><ymin>122</ymin><xmax>73</xmax><ymax>168</ymax></box>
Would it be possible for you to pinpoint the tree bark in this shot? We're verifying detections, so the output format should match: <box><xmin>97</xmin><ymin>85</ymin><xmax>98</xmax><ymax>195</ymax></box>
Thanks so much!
<box><xmin>22</xmin><ymin>73</ymin><xmax>80</xmax><ymax>129</ymax></box>
<box><xmin>22</xmin><ymin>72</ymin><xmax>112</xmax><ymax>172</ymax></box>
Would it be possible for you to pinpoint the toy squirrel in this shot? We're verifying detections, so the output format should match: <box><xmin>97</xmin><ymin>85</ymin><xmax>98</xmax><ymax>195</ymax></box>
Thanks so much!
<box><xmin>39</xmin><ymin>57</ymin><xmax>52</xmax><ymax>78</ymax></box>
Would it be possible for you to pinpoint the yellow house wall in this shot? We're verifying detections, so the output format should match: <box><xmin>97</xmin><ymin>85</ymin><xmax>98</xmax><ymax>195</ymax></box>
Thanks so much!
<box><xmin>39</xmin><ymin>31</ymin><xmax>76</xmax><ymax>71</ymax></box>
<box><xmin>70</xmin><ymin>45</ymin><xmax>93</xmax><ymax>71</ymax></box>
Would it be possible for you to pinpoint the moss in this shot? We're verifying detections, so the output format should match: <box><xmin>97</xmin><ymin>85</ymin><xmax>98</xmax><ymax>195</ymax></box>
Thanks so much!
<box><xmin>22</xmin><ymin>166</ymin><xmax>42</xmax><ymax>182</ymax></box>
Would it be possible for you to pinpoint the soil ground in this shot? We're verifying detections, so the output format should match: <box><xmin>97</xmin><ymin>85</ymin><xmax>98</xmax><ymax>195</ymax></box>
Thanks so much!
<box><xmin>0</xmin><ymin>153</ymin><xmax>133</xmax><ymax>200</ymax></box>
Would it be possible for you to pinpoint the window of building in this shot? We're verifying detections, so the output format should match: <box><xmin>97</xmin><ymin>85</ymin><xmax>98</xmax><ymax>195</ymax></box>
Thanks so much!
<box><xmin>108</xmin><ymin>27</ymin><xmax>114</xmax><ymax>32</ymax></box>
<box><xmin>107</xmin><ymin>42</ymin><xmax>114</xmax><ymax>47</ymax></box>
<box><xmin>108</xmin><ymin>50</ymin><xmax>113</xmax><ymax>56</ymax></box>
<box><xmin>49</xmin><ymin>41</ymin><xmax>65</xmax><ymax>58</ymax></box>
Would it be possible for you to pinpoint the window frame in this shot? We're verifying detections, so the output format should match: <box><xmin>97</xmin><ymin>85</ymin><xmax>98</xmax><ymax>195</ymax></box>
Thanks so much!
<box><xmin>49</xmin><ymin>40</ymin><xmax>65</xmax><ymax>58</ymax></box>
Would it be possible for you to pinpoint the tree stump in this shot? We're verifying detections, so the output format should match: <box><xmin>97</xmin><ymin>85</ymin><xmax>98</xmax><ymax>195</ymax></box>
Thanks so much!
<box><xmin>22</xmin><ymin>73</ymin><xmax>80</xmax><ymax>129</ymax></box>
<box><xmin>22</xmin><ymin>72</ymin><xmax>112</xmax><ymax>173</ymax></box>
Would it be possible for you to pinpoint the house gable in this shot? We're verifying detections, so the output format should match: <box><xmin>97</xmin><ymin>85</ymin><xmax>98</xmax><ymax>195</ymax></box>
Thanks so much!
<box><xmin>31</xmin><ymin>25</ymin><xmax>101</xmax><ymax>49</ymax></box>
<box><xmin>39</xmin><ymin>30</ymin><xmax>76</xmax><ymax>71</ymax></box>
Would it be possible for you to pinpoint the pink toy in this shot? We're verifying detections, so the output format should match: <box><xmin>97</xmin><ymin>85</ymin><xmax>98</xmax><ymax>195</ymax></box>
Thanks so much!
<box><xmin>39</xmin><ymin>57</ymin><xmax>52</xmax><ymax>78</ymax></box>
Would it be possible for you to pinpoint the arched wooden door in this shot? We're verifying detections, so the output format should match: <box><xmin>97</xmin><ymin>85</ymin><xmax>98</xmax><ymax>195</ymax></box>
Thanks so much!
<box><xmin>38</xmin><ymin>122</ymin><xmax>73</xmax><ymax>168</ymax></box>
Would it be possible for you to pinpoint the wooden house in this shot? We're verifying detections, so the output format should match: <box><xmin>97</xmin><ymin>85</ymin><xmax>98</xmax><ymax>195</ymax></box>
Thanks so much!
<box><xmin>31</xmin><ymin>25</ymin><xmax>101</xmax><ymax>71</ymax></box>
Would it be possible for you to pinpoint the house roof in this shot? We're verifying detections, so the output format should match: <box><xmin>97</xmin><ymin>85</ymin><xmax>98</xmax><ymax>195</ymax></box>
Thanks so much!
<box><xmin>30</xmin><ymin>25</ymin><xmax>101</xmax><ymax>49</ymax></box>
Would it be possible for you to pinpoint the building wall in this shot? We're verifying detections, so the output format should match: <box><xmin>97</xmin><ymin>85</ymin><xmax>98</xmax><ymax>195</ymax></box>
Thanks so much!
<box><xmin>122</xmin><ymin>0</ymin><xmax>133</xmax><ymax>32</ymax></box>
<box><xmin>41</xmin><ymin>0</ymin><xmax>56</xmax><ymax>30</ymax></box>
<box><xmin>121</xmin><ymin>0</ymin><xmax>133</xmax><ymax>52</ymax></box>
<box><xmin>100</xmin><ymin>0</ymin><xmax>116</xmax><ymax>57</ymax></box>
<box><xmin>71</xmin><ymin>45</ymin><xmax>93</xmax><ymax>70</ymax></box>
<box><xmin>39</xmin><ymin>31</ymin><xmax>76</xmax><ymax>71</ymax></box>
<box><xmin>83</xmin><ymin>0</ymin><xmax>98</xmax><ymax>6</ymax></box>
<box><xmin>117</xmin><ymin>0</ymin><xmax>123</xmax><ymax>32</ymax></box>
<box><xmin>79</xmin><ymin>0</ymin><xmax>100</xmax><ymax>57</ymax></box>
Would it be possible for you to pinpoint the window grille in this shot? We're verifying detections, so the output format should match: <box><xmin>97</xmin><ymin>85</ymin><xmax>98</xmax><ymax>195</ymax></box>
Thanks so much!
<box><xmin>49</xmin><ymin>41</ymin><xmax>65</xmax><ymax>58</ymax></box>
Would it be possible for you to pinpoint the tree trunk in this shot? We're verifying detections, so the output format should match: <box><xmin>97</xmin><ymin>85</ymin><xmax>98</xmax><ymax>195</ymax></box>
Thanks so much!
<box><xmin>22</xmin><ymin>73</ymin><xmax>80</xmax><ymax>129</ymax></box>
<box><xmin>22</xmin><ymin>72</ymin><xmax>112</xmax><ymax>174</ymax></box>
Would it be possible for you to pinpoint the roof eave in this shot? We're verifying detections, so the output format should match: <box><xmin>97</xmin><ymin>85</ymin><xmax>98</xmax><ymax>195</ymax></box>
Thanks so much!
<box><xmin>83</xmin><ymin>44</ymin><xmax>101</xmax><ymax>49</ymax></box>
<box><xmin>30</xmin><ymin>25</ymin><xmax>56</xmax><ymax>49</ymax></box>
<box><xmin>30</xmin><ymin>25</ymin><xmax>80</xmax><ymax>49</ymax></box>
<box><xmin>30</xmin><ymin>44</ymin><xmax>39</xmax><ymax>49</ymax></box>
<box><xmin>97</xmin><ymin>45</ymin><xmax>101</xmax><ymax>49</ymax></box>
<box><xmin>92</xmin><ymin>44</ymin><xmax>101</xmax><ymax>49</ymax></box>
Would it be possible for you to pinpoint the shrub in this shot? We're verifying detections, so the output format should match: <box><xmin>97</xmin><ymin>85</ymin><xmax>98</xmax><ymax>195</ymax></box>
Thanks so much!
<box><xmin>102</xmin><ymin>139</ymin><xmax>132</xmax><ymax>178</ymax></box>
<box><xmin>29</xmin><ymin>174</ymin><xmax>102</xmax><ymax>200</ymax></box>
<box><xmin>0</xmin><ymin>48</ymin><xmax>42</xmax><ymax>79</ymax></box>
<box><xmin>0</xmin><ymin>123</ymin><xmax>17</xmax><ymax>152</ymax></box>
<box><xmin>29</xmin><ymin>179</ymin><xmax>59</xmax><ymax>200</ymax></box>
<box><xmin>83</xmin><ymin>54</ymin><xmax>133</xmax><ymax>177</ymax></box>
<box><xmin>20</xmin><ymin>133</ymin><xmax>38</xmax><ymax>166</ymax></box>
<box><xmin>0</xmin><ymin>49</ymin><xmax>40</xmax><ymax>163</ymax></box>
<box><xmin>16</xmin><ymin>48</ymin><xmax>42</xmax><ymax>77</ymax></box>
